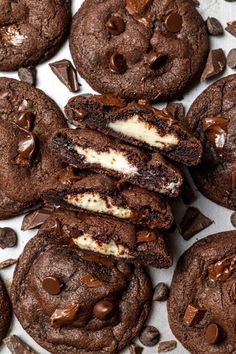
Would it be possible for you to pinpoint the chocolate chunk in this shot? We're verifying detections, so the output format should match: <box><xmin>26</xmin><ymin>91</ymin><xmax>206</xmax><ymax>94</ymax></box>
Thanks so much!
<box><xmin>144</xmin><ymin>51</ymin><xmax>167</xmax><ymax>70</ymax></box>
<box><xmin>183</xmin><ymin>304</ymin><xmax>205</xmax><ymax>327</ymax></box>
<box><xmin>3</xmin><ymin>335</ymin><xmax>37</xmax><ymax>354</ymax></box>
<box><xmin>200</xmin><ymin>49</ymin><xmax>226</xmax><ymax>81</ymax></box>
<box><xmin>109</xmin><ymin>53</ymin><xmax>127</xmax><ymax>74</ymax></box>
<box><xmin>18</xmin><ymin>67</ymin><xmax>36</xmax><ymax>86</ymax></box>
<box><xmin>206</xmin><ymin>17</ymin><xmax>223</xmax><ymax>36</ymax></box>
<box><xmin>0</xmin><ymin>227</ymin><xmax>17</xmax><ymax>249</ymax></box>
<box><xmin>0</xmin><ymin>258</ymin><xmax>17</xmax><ymax>270</ymax></box>
<box><xmin>202</xmin><ymin>117</ymin><xmax>229</xmax><ymax>156</ymax></box>
<box><xmin>0</xmin><ymin>90</ymin><xmax>9</xmax><ymax>100</ymax></box>
<box><xmin>125</xmin><ymin>0</ymin><xmax>153</xmax><ymax>16</ymax></box>
<box><xmin>80</xmin><ymin>274</ymin><xmax>103</xmax><ymax>288</ymax></box>
<box><xmin>106</xmin><ymin>16</ymin><xmax>125</xmax><ymax>35</ymax></box>
<box><xmin>153</xmin><ymin>283</ymin><xmax>169</xmax><ymax>301</ymax></box>
<box><xmin>136</xmin><ymin>230</ymin><xmax>156</xmax><ymax>243</ymax></box>
<box><xmin>80</xmin><ymin>253</ymin><xmax>115</xmax><ymax>267</ymax></box>
<box><xmin>93</xmin><ymin>300</ymin><xmax>114</xmax><ymax>320</ymax></box>
<box><xmin>208</xmin><ymin>255</ymin><xmax>236</xmax><ymax>282</ymax></box>
<box><xmin>230</xmin><ymin>211</ymin><xmax>236</xmax><ymax>228</ymax></box>
<box><xmin>181</xmin><ymin>179</ymin><xmax>197</xmax><ymax>205</ymax></box>
<box><xmin>226</xmin><ymin>21</ymin><xmax>236</xmax><ymax>37</ymax></box>
<box><xmin>50</xmin><ymin>303</ymin><xmax>80</xmax><ymax>328</ymax></box>
<box><xmin>179</xmin><ymin>207</ymin><xmax>213</xmax><ymax>240</ymax></box>
<box><xmin>15</xmin><ymin>131</ymin><xmax>37</xmax><ymax>167</ymax></box>
<box><xmin>50</xmin><ymin>59</ymin><xmax>80</xmax><ymax>92</ymax></box>
<box><xmin>158</xmin><ymin>340</ymin><xmax>177</xmax><ymax>353</ymax></box>
<box><xmin>229</xmin><ymin>283</ymin><xmax>236</xmax><ymax>304</ymax></box>
<box><xmin>139</xmin><ymin>326</ymin><xmax>160</xmax><ymax>346</ymax></box>
<box><xmin>227</xmin><ymin>48</ymin><xmax>236</xmax><ymax>69</ymax></box>
<box><xmin>94</xmin><ymin>95</ymin><xmax>126</xmax><ymax>108</ymax></box>
<box><xmin>129</xmin><ymin>343</ymin><xmax>143</xmax><ymax>354</ymax></box>
<box><xmin>165</xmin><ymin>102</ymin><xmax>185</xmax><ymax>123</ymax></box>
<box><xmin>205</xmin><ymin>324</ymin><xmax>221</xmax><ymax>344</ymax></box>
<box><xmin>42</xmin><ymin>277</ymin><xmax>63</xmax><ymax>295</ymax></box>
<box><xmin>16</xmin><ymin>111</ymin><xmax>35</xmax><ymax>131</ymax></box>
<box><xmin>165</xmin><ymin>13</ymin><xmax>183</xmax><ymax>33</ymax></box>
<box><xmin>21</xmin><ymin>205</ymin><xmax>55</xmax><ymax>231</ymax></box>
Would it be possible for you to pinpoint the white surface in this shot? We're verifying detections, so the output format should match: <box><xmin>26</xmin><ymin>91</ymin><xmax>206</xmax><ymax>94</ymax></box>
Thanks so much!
<box><xmin>0</xmin><ymin>0</ymin><xmax>236</xmax><ymax>353</ymax></box>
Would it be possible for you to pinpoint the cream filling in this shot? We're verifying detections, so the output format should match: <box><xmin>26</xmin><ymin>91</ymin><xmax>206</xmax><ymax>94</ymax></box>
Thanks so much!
<box><xmin>65</xmin><ymin>192</ymin><xmax>132</xmax><ymax>218</ymax></box>
<box><xmin>73</xmin><ymin>234</ymin><xmax>131</xmax><ymax>258</ymax></box>
<box><xmin>74</xmin><ymin>146</ymin><xmax>138</xmax><ymax>175</ymax></box>
<box><xmin>108</xmin><ymin>115</ymin><xmax>179</xmax><ymax>148</ymax></box>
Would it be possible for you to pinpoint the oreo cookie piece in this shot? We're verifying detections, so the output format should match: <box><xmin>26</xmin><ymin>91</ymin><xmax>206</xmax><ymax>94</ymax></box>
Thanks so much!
<box><xmin>168</xmin><ymin>231</ymin><xmax>236</xmax><ymax>354</ymax></box>
<box><xmin>186</xmin><ymin>74</ymin><xmax>236</xmax><ymax>210</ymax></box>
<box><xmin>42</xmin><ymin>169</ymin><xmax>174</xmax><ymax>230</ymax></box>
<box><xmin>65</xmin><ymin>95</ymin><xmax>202</xmax><ymax>166</ymax></box>
<box><xmin>11</xmin><ymin>224</ymin><xmax>153</xmax><ymax>354</ymax></box>
<box><xmin>50</xmin><ymin>128</ymin><xmax>183</xmax><ymax>197</ymax></box>
<box><xmin>0</xmin><ymin>77</ymin><xmax>67</xmax><ymax>219</ymax></box>
<box><xmin>0</xmin><ymin>0</ymin><xmax>71</xmax><ymax>71</ymax></box>
<box><xmin>0</xmin><ymin>278</ymin><xmax>11</xmax><ymax>343</ymax></box>
<box><xmin>69</xmin><ymin>0</ymin><xmax>208</xmax><ymax>101</ymax></box>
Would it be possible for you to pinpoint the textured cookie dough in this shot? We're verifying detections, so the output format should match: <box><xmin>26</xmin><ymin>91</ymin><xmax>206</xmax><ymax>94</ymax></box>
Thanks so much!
<box><xmin>0</xmin><ymin>278</ymin><xmax>11</xmax><ymax>343</ymax></box>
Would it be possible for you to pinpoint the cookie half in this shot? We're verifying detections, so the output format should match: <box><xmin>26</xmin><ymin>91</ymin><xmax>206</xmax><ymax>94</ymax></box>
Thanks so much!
<box><xmin>0</xmin><ymin>278</ymin><xmax>11</xmax><ymax>343</ymax></box>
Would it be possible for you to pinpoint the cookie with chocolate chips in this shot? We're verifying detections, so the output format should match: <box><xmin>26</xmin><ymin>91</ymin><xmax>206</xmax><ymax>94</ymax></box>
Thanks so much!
<box><xmin>69</xmin><ymin>0</ymin><xmax>209</xmax><ymax>101</ymax></box>
<box><xmin>0</xmin><ymin>278</ymin><xmax>11</xmax><ymax>343</ymax></box>
<box><xmin>0</xmin><ymin>77</ymin><xmax>67</xmax><ymax>219</ymax></box>
<box><xmin>186</xmin><ymin>74</ymin><xmax>236</xmax><ymax>210</ymax></box>
<box><xmin>168</xmin><ymin>231</ymin><xmax>236</xmax><ymax>354</ymax></box>
<box><xmin>0</xmin><ymin>0</ymin><xmax>71</xmax><ymax>71</ymax></box>
<box><xmin>11</xmin><ymin>219</ymin><xmax>153</xmax><ymax>354</ymax></box>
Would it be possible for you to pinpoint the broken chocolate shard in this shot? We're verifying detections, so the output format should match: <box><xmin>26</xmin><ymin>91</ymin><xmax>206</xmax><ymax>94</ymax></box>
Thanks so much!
<box><xmin>179</xmin><ymin>207</ymin><xmax>213</xmax><ymax>240</ymax></box>
<box><xmin>165</xmin><ymin>102</ymin><xmax>185</xmax><ymax>123</ymax></box>
<box><xmin>206</xmin><ymin>17</ymin><xmax>223</xmax><ymax>36</ymax></box>
<box><xmin>21</xmin><ymin>205</ymin><xmax>55</xmax><ymax>231</ymax></box>
<box><xmin>15</xmin><ymin>129</ymin><xmax>38</xmax><ymax>167</ymax></box>
<box><xmin>183</xmin><ymin>304</ymin><xmax>205</xmax><ymax>327</ymax></box>
<box><xmin>3</xmin><ymin>335</ymin><xmax>37</xmax><ymax>354</ymax></box>
<box><xmin>0</xmin><ymin>258</ymin><xmax>17</xmax><ymax>270</ymax></box>
<box><xmin>158</xmin><ymin>340</ymin><xmax>177</xmax><ymax>353</ymax></box>
<box><xmin>50</xmin><ymin>303</ymin><xmax>80</xmax><ymax>329</ymax></box>
<box><xmin>200</xmin><ymin>49</ymin><xmax>226</xmax><ymax>81</ymax></box>
<box><xmin>18</xmin><ymin>67</ymin><xmax>36</xmax><ymax>86</ymax></box>
<box><xmin>226</xmin><ymin>21</ymin><xmax>236</xmax><ymax>38</ymax></box>
<box><xmin>227</xmin><ymin>48</ymin><xmax>236</xmax><ymax>69</ymax></box>
<box><xmin>126</xmin><ymin>0</ymin><xmax>153</xmax><ymax>17</ymax></box>
<box><xmin>50</xmin><ymin>59</ymin><xmax>80</xmax><ymax>92</ymax></box>
<box><xmin>0</xmin><ymin>227</ymin><xmax>17</xmax><ymax>249</ymax></box>
<box><xmin>129</xmin><ymin>343</ymin><xmax>143</xmax><ymax>354</ymax></box>
<box><xmin>16</xmin><ymin>111</ymin><xmax>35</xmax><ymax>131</ymax></box>
<box><xmin>181</xmin><ymin>179</ymin><xmax>197</xmax><ymax>205</ymax></box>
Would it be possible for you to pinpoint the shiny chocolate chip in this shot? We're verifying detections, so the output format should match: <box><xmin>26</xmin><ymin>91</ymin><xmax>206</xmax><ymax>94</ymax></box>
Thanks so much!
<box><xmin>145</xmin><ymin>51</ymin><xmax>167</xmax><ymax>69</ymax></box>
<box><xmin>139</xmin><ymin>326</ymin><xmax>160</xmax><ymax>346</ymax></box>
<box><xmin>208</xmin><ymin>255</ymin><xmax>236</xmax><ymax>282</ymax></box>
<box><xmin>106</xmin><ymin>16</ymin><xmax>125</xmax><ymax>35</ymax></box>
<box><xmin>205</xmin><ymin>323</ymin><xmax>221</xmax><ymax>344</ymax></box>
<box><xmin>109</xmin><ymin>53</ymin><xmax>127</xmax><ymax>74</ymax></box>
<box><xmin>50</xmin><ymin>303</ymin><xmax>80</xmax><ymax>329</ymax></box>
<box><xmin>15</xmin><ymin>131</ymin><xmax>37</xmax><ymax>167</ymax></box>
<box><xmin>93</xmin><ymin>300</ymin><xmax>115</xmax><ymax>320</ymax></box>
<box><xmin>153</xmin><ymin>283</ymin><xmax>169</xmax><ymax>301</ymax></box>
<box><xmin>136</xmin><ymin>230</ymin><xmax>156</xmax><ymax>243</ymax></box>
<box><xmin>16</xmin><ymin>111</ymin><xmax>34</xmax><ymax>131</ymax></box>
<box><xmin>21</xmin><ymin>205</ymin><xmax>55</xmax><ymax>231</ymax></box>
<box><xmin>42</xmin><ymin>276</ymin><xmax>63</xmax><ymax>295</ymax></box>
<box><xmin>165</xmin><ymin>13</ymin><xmax>183</xmax><ymax>33</ymax></box>
<box><xmin>80</xmin><ymin>274</ymin><xmax>103</xmax><ymax>288</ymax></box>
<box><xmin>183</xmin><ymin>304</ymin><xmax>205</xmax><ymax>327</ymax></box>
<box><xmin>126</xmin><ymin>0</ymin><xmax>153</xmax><ymax>17</ymax></box>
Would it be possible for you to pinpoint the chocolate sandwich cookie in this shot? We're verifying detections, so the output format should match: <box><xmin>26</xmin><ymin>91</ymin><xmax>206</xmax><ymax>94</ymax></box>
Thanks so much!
<box><xmin>65</xmin><ymin>95</ymin><xmax>202</xmax><ymax>166</ymax></box>
<box><xmin>0</xmin><ymin>278</ymin><xmax>11</xmax><ymax>343</ymax></box>
<box><xmin>42</xmin><ymin>169</ymin><xmax>174</xmax><ymax>230</ymax></box>
<box><xmin>0</xmin><ymin>0</ymin><xmax>71</xmax><ymax>71</ymax></box>
<box><xmin>186</xmin><ymin>74</ymin><xmax>236</xmax><ymax>209</ymax></box>
<box><xmin>168</xmin><ymin>231</ymin><xmax>236</xmax><ymax>354</ymax></box>
<box><xmin>50</xmin><ymin>128</ymin><xmax>183</xmax><ymax>197</ymax></box>
<box><xmin>11</xmin><ymin>227</ymin><xmax>153</xmax><ymax>354</ymax></box>
<box><xmin>39</xmin><ymin>208</ymin><xmax>173</xmax><ymax>268</ymax></box>
<box><xmin>69</xmin><ymin>0</ymin><xmax>209</xmax><ymax>101</ymax></box>
<box><xmin>0</xmin><ymin>77</ymin><xmax>67</xmax><ymax>219</ymax></box>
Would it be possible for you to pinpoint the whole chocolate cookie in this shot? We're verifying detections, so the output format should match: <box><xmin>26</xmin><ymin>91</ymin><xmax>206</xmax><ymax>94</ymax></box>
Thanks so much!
<box><xmin>168</xmin><ymin>231</ymin><xmax>236</xmax><ymax>354</ymax></box>
<box><xmin>11</xmin><ymin>225</ymin><xmax>152</xmax><ymax>354</ymax></box>
<box><xmin>0</xmin><ymin>0</ymin><xmax>71</xmax><ymax>71</ymax></box>
<box><xmin>0</xmin><ymin>278</ymin><xmax>11</xmax><ymax>343</ymax></box>
<box><xmin>0</xmin><ymin>77</ymin><xmax>67</xmax><ymax>219</ymax></box>
<box><xmin>69</xmin><ymin>0</ymin><xmax>209</xmax><ymax>101</ymax></box>
<box><xmin>186</xmin><ymin>74</ymin><xmax>236</xmax><ymax>210</ymax></box>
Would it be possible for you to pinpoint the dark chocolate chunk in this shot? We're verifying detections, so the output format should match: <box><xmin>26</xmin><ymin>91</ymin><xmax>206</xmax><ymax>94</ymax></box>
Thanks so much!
<box><xmin>3</xmin><ymin>335</ymin><xmax>37</xmax><ymax>354</ymax></box>
<box><xmin>153</xmin><ymin>283</ymin><xmax>169</xmax><ymax>301</ymax></box>
<box><xmin>165</xmin><ymin>102</ymin><xmax>185</xmax><ymax>122</ymax></box>
<box><xmin>226</xmin><ymin>21</ymin><xmax>236</xmax><ymax>37</ymax></box>
<box><xmin>129</xmin><ymin>343</ymin><xmax>143</xmax><ymax>354</ymax></box>
<box><xmin>136</xmin><ymin>230</ymin><xmax>156</xmax><ymax>243</ymax></box>
<box><xmin>0</xmin><ymin>227</ymin><xmax>17</xmax><ymax>249</ymax></box>
<box><xmin>16</xmin><ymin>111</ymin><xmax>35</xmax><ymax>131</ymax></box>
<box><xmin>179</xmin><ymin>207</ymin><xmax>213</xmax><ymax>240</ymax></box>
<box><xmin>139</xmin><ymin>326</ymin><xmax>160</xmax><ymax>346</ymax></box>
<box><xmin>208</xmin><ymin>255</ymin><xmax>236</xmax><ymax>282</ymax></box>
<box><xmin>21</xmin><ymin>205</ymin><xmax>55</xmax><ymax>231</ymax></box>
<box><xmin>206</xmin><ymin>17</ymin><xmax>223</xmax><ymax>36</ymax></box>
<box><xmin>229</xmin><ymin>283</ymin><xmax>236</xmax><ymax>304</ymax></box>
<box><xmin>230</xmin><ymin>211</ymin><xmax>236</xmax><ymax>228</ymax></box>
<box><xmin>15</xmin><ymin>131</ymin><xmax>37</xmax><ymax>167</ymax></box>
<box><xmin>93</xmin><ymin>300</ymin><xmax>115</xmax><ymax>320</ymax></box>
<box><xmin>50</xmin><ymin>303</ymin><xmax>80</xmax><ymax>329</ymax></box>
<box><xmin>50</xmin><ymin>59</ymin><xmax>80</xmax><ymax>92</ymax></box>
<box><xmin>165</xmin><ymin>13</ymin><xmax>183</xmax><ymax>33</ymax></box>
<box><xmin>80</xmin><ymin>274</ymin><xmax>104</xmax><ymax>288</ymax></box>
<box><xmin>202</xmin><ymin>117</ymin><xmax>229</xmax><ymax>156</ymax></box>
<box><xmin>205</xmin><ymin>324</ymin><xmax>222</xmax><ymax>344</ymax></box>
<box><xmin>200</xmin><ymin>49</ymin><xmax>226</xmax><ymax>81</ymax></box>
<box><xmin>0</xmin><ymin>258</ymin><xmax>17</xmax><ymax>270</ymax></box>
<box><xmin>18</xmin><ymin>67</ymin><xmax>36</xmax><ymax>86</ymax></box>
<box><xmin>158</xmin><ymin>340</ymin><xmax>177</xmax><ymax>352</ymax></box>
<box><xmin>183</xmin><ymin>304</ymin><xmax>205</xmax><ymax>327</ymax></box>
<box><xmin>106</xmin><ymin>16</ymin><xmax>125</xmax><ymax>35</ymax></box>
<box><xmin>42</xmin><ymin>277</ymin><xmax>63</xmax><ymax>295</ymax></box>
<box><xmin>109</xmin><ymin>53</ymin><xmax>127</xmax><ymax>74</ymax></box>
<box><xmin>144</xmin><ymin>51</ymin><xmax>167</xmax><ymax>69</ymax></box>
<box><xmin>125</xmin><ymin>0</ymin><xmax>153</xmax><ymax>16</ymax></box>
<box><xmin>227</xmin><ymin>48</ymin><xmax>236</xmax><ymax>69</ymax></box>
<box><xmin>181</xmin><ymin>179</ymin><xmax>197</xmax><ymax>205</ymax></box>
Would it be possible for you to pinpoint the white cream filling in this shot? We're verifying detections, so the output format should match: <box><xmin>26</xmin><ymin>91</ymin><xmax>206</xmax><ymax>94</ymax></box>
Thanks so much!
<box><xmin>108</xmin><ymin>115</ymin><xmax>179</xmax><ymax>148</ymax></box>
<box><xmin>65</xmin><ymin>192</ymin><xmax>132</xmax><ymax>218</ymax></box>
<box><xmin>74</xmin><ymin>146</ymin><xmax>138</xmax><ymax>175</ymax></box>
<box><xmin>73</xmin><ymin>234</ymin><xmax>131</xmax><ymax>258</ymax></box>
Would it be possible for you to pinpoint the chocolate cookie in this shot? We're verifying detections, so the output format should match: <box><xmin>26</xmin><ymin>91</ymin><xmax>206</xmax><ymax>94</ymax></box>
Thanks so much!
<box><xmin>0</xmin><ymin>278</ymin><xmax>11</xmax><ymax>343</ymax></box>
<box><xmin>50</xmin><ymin>128</ymin><xmax>183</xmax><ymax>197</ymax></box>
<box><xmin>69</xmin><ymin>0</ymin><xmax>209</xmax><ymax>101</ymax></box>
<box><xmin>11</xmin><ymin>224</ymin><xmax>153</xmax><ymax>354</ymax></box>
<box><xmin>0</xmin><ymin>77</ymin><xmax>67</xmax><ymax>219</ymax></box>
<box><xmin>42</xmin><ymin>169</ymin><xmax>174</xmax><ymax>230</ymax></box>
<box><xmin>168</xmin><ymin>231</ymin><xmax>236</xmax><ymax>354</ymax></box>
<box><xmin>186</xmin><ymin>74</ymin><xmax>236</xmax><ymax>209</ymax></box>
<box><xmin>65</xmin><ymin>95</ymin><xmax>202</xmax><ymax>166</ymax></box>
<box><xmin>0</xmin><ymin>0</ymin><xmax>71</xmax><ymax>71</ymax></box>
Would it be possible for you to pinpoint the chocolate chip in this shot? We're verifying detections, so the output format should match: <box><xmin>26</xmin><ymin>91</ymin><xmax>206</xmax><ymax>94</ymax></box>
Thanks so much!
<box><xmin>50</xmin><ymin>59</ymin><xmax>80</xmax><ymax>92</ymax></box>
<box><xmin>95</xmin><ymin>94</ymin><xmax>126</xmax><ymax>107</ymax></box>
<box><xmin>109</xmin><ymin>53</ymin><xmax>127</xmax><ymax>74</ymax></box>
<box><xmin>183</xmin><ymin>304</ymin><xmax>205</xmax><ymax>327</ymax></box>
<box><xmin>3</xmin><ymin>335</ymin><xmax>37</xmax><ymax>354</ymax></box>
<box><xmin>208</xmin><ymin>255</ymin><xmax>236</xmax><ymax>282</ymax></box>
<box><xmin>136</xmin><ymin>230</ymin><xmax>156</xmax><ymax>243</ymax></box>
<box><xmin>106</xmin><ymin>16</ymin><xmax>125</xmax><ymax>35</ymax></box>
<box><xmin>126</xmin><ymin>0</ymin><xmax>153</xmax><ymax>16</ymax></box>
<box><xmin>202</xmin><ymin>117</ymin><xmax>229</xmax><ymax>156</ymax></box>
<box><xmin>16</xmin><ymin>111</ymin><xmax>35</xmax><ymax>131</ymax></box>
<box><xmin>42</xmin><ymin>276</ymin><xmax>63</xmax><ymax>295</ymax></box>
<box><xmin>139</xmin><ymin>326</ymin><xmax>160</xmax><ymax>346</ymax></box>
<box><xmin>0</xmin><ymin>90</ymin><xmax>9</xmax><ymax>99</ymax></box>
<box><xmin>129</xmin><ymin>343</ymin><xmax>143</xmax><ymax>354</ymax></box>
<box><xmin>165</xmin><ymin>13</ymin><xmax>183</xmax><ymax>33</ymax></box>
<box><xmin>227</xmin><ymin>48</ymin><xmax>236</xmax><ymax>69</ymax></box>
<box><xmin>206</xmin><ymin>17</ymin><xmax>224</xmax><ymax>36</ymax></box>
<box><xmin>18</xmin><ymin>67</ymin><xmax>36</xmax><ymax>86</ymax></box>
<box><xmin>21</xmin><ymin>205</ymin><xmax>55</xmax><ymax>231</ymax></box>
<box><xmin>179</xmin><ymin>207</ymin><xmax>213</xmax><ymax>240</ymax></box>
<box><xmin>0</xmin><ymin>227</ymin><xmax>17</xmax><ymax>249</ymax></box>
<box><xmin>15</xmin><ymin>131</ymin><xmax>38</xmax><ymax>167</ymax></box>
<box><xmin>153</xmin><ymin>283</ymin><xmax>169</xmax><ymax>301</ymax></box>
<box><xmin>205</xmin><ymin>324</ymin><xmax>221</xmax><ymax>344</ymax></box>
<box><xmin>0</xmin><ymin>258</ymin><xmax>17</xmax><ymax>270</ymax></box>
<box><xmin>226</xmin><ymin>21</ymin><xmax>236</xmax><ymax>37</ymax></box>
<box><xmin>165</xmin><ymin>102</ymin><xmax>185</xmax><ymax>123</ymax></box>
<box><xmin>144</xmin><ymin>51</ymin><xmax>167</xmax><ymax>69</ymax></box>
<box><xmin>93</xmin><ymin>300</ymin><xmax>115</xmax><ymax>320</ymax></box>
<box><xmin>200</xmin><ymin>49</ymin><xmax>226</xmax><ymax>81</ymax></box>
<box><xmin>80</xmin><ymin>253</ymin><xmax>115</xmax><ymax>267</ymax></box>
<box><xmin>181</xmin><ymin>179</ymin><xmax>197</xmax><ymax>205</ymax></box>
<box><xmin>50</xmin><ymin>303</ymin><xmax>80</xmax><ymax>329</ymax></box>
<box><xmin>80</xmin><ymin>273</ymin><xmax>103</xmax><ymax>288</ymax></box>
<box><xmin>158</xmin><ymin>340</ymin><xmax>177</xmax><ymax>352</ymax></box>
